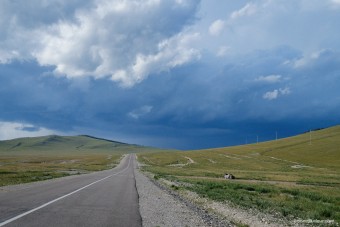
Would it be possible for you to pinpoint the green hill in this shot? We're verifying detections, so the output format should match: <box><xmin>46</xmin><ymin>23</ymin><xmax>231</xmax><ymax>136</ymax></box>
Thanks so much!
<box><xmin>0</xmin><ymin>135</ymin><xmax>163</xmax><ymax>186</ymax></box>
<box><xmin>139</xmin><ymin>125</ymin><xmax>340</xmax><ymax>176</ymax></box>
<box><xmin>257</xmin><ymin>126</ymin><xmax>340</xmax><ymax>170</ymax></box>
<box><xmin>0</xmin><ymin>135</ymin><xmax>153</xmax><ymax>154</ymax></box>
<box><xmin>138</xmin><ymin>125</ymin><xmax>340</xmax><ymax>224</ymax></box>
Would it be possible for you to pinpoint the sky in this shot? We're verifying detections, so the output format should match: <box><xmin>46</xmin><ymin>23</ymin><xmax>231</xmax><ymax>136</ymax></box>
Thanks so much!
<box><xmin>1</xmin><ymin>0</ymin><xmax>340</xmax><ymax>150</ymax></box>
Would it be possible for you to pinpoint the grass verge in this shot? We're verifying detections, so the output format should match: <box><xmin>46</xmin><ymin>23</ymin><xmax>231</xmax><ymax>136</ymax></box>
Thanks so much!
<box><xmin>184</xmin><ymin>179</ymin><xmax>340</xmax><ymax>224</ymax></box>
<box><xmin>0</xmin><ymin>154</ymin><xmax>121</xmax><ymax>186</ymax></box>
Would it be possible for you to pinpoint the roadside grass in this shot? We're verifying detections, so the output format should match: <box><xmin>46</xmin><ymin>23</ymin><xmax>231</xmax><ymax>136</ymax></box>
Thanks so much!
<box><xmin>184</xmin><ymin>179</ymin><xmax>340</xmax><ymax>223</ymax></box>
<box><xmin>138</xmin><ymin>126</ymin><xmax>340</xmax><ymax>224</ymax></box>
<box><xmin>0</xmin><ymin>153</ymin><xmax>122</xmax><ymax>186</ymax></box>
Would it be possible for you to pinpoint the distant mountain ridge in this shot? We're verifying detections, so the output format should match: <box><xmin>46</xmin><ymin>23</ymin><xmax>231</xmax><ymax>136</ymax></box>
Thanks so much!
<box><xmin>0</xmin><ymin>134</ymin><xmax>157</xmax><ymax>154</ymax></box>
<box><xmin>79</xmin><ymin>135</ymin><xmax>129</xmax><ymax>145</ymax></box>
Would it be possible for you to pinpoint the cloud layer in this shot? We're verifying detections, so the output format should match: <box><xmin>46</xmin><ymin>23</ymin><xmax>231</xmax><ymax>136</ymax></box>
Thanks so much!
<box><xmin>0</xmin><ymin>121</ymin><xmax>60</xmax><ymax>140</ymax></box>
<box><xmin>0</xmin><ymin>0</ymin><xmax>200</xmax><ymax>87</ymax></box>
<box><xmin>1</xmin><ymin>0</ymin><xmax>340</xmax><ymax>149</ymax></box>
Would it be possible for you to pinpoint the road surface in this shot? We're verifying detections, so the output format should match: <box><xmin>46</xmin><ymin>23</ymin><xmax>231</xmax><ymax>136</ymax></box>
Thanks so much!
<box><xmin>0</xmin><ymin>154</ymin><xmax>142</xmax><ymax>227</ymax></box>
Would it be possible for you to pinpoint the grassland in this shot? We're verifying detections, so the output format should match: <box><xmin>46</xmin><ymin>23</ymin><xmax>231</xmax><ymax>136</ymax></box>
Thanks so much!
<box><xmin>0</xmin><ymin>135</ymin><xmax>162</xmax><ymax>186</ymax></box>
<box><xmin>138</xmin><ymin>126</ymin><xmax>340</xmax><ymax>225</ymax></box>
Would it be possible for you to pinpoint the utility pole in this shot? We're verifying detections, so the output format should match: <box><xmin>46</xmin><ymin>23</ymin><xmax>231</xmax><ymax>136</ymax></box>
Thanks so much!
<box><xmin>257</xmin><ymin>135</ymin><xmax>259</xmax><ymax>144</ymax></box>
<box><xmin>276</xmin><ymin>131</ymin><xmax>278</xmax><ymax>140</ymax></box>
<box><xmin>309</xmin><ymin>130</ymin><xmax>312</xmax><ymax>145</ymax></box>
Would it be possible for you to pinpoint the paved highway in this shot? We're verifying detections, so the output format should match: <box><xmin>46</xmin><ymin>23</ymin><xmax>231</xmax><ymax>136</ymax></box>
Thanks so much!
<box><xmin>0</xmin><ymin>154</ymin><xmax>142</xmax><ymax>227</ymax></box>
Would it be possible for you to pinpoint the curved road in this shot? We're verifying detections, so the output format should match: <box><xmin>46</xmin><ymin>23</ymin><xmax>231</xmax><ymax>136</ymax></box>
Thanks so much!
<box><xmin>0</xmin><ymin>154</ymin><xmax>142</xmax><ymax>227</ymax></box>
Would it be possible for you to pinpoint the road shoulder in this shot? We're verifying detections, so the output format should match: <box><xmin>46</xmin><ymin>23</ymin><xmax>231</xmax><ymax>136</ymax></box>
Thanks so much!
<box><xmin>134</xmin><ymin>168</ymin><xmax>208</xmax><ymax>226</ymax></box>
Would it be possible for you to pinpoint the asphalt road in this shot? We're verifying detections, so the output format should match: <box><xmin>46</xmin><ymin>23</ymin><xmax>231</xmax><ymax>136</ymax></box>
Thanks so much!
<box><xmin>0</xmin><ymin>154</ymin><xmax>142</xmax><ymax>227</ymax></box>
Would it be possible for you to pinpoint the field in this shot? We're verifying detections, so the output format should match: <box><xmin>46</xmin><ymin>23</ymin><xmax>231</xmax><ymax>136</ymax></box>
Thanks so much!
<box><xmin>138</xmin><ymin>126</ymin><xmax>340</xmax><ymax>225</ymax></box>
<box><xmin>0</xmin><ymin>135</ymin><xmax>162</xmax><ymax>186</ymax></box>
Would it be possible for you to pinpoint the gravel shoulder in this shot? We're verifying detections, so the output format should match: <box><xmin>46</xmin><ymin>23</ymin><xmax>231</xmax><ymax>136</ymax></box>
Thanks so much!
<box><xmin>134</xmin><ymin>161</ymin><xmax>233</xmax><ymax>227</ymax></box>
<box><xmin>134</xmin><ymin>166</ymin><xmax>207</xmax><ymax>226</ymax></box>
<box><xmin>134</xmin><ymin>161</ymin><xmax>293</xmax><ymax>227</ymax></box>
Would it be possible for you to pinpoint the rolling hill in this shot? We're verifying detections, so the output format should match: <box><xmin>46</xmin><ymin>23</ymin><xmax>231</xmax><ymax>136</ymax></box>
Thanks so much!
<box><xmin>139</xmin><ymin>125</ymin><xmax>340</xmax><ymax>175</ymax></box>
<box><xmin>0</xmin><ymin>134</ymin><xmax>163</xmax><ymax>186</ymax></box>
<box><xmin>0</xmin><ymin>134</ymin><xmax>160</xmax><ymax>154</ymax></box>
<box><xmin>138</xmin><ymin>125</ymin><xmax>340</xmax><ymax>224</ymax></box>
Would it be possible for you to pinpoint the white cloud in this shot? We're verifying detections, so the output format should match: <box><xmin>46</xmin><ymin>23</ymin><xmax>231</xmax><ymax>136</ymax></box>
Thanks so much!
<box><xmin>256</xmin><ymin>75</ymin><xmax>282</xmax><ymax>83</ymax></box>
<box><xmin>0</xmin><ymin>0</ymin><xmax>200</xmax><ymax>87</ymax></box>
<box><xmin>217</xmin><ymin>46</ymin><xmax>230</xmax><ymax>57</ymax></box>
<box><xmin>263</xmin><ymin>89</ymin><xmax>279</xmax><ymax>100</ymax></box>
<box><xmin>0</xmin><ymin>121</ymin><xmax>59</xmax><ymax>140</ymax></box>
<box><xmin>0</xmin><ymin>50</ymin><xmax>20</xmax><ymax>64</ymax></box>
<box><xmin>209</xmin><ymin>19</ymin><xmax>225</xmax><ymax>36</ymax></box>
<box><xmin>330</xmin><ymin>0</ymin><xmax>340</xmax><ymax>8</ymax></box>
<box><xmin>209</xmin><ymin>0</ymin><xmax>340</xmax><ymax>58</ymax></box>
<box><xmin>111</xmin><ymin>32</ymin><xmax>200</xmax><ymax>87</ymax></box>
<box><xmin>230</xmin><ymin>3</ymin><xmax>257</xmax><ymax>20</ymax></box>
<box><xmin>263</xmin><ymin>87</ymin><xmax>291</xmax><ymax>100</ymax></box>
<box><xmin>279</xmin><ymin>87</ymin><xmax>291</xmax><ymax>95</ymax></box>
<box><xmin>291</xmin><ymin>49</ymin><xmax>330</xmax><ymax>68</ymax></box>
<box><xmin>128</xmin><ymin>105</ymin><xmax>153</xmax><ymax>119</ymax></box>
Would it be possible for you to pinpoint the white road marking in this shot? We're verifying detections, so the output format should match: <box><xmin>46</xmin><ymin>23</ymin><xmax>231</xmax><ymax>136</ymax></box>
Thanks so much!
<box><xmin>0</xmin><ymin>155</ymin><xmax>132</xmax><ymax>227</ymax></box>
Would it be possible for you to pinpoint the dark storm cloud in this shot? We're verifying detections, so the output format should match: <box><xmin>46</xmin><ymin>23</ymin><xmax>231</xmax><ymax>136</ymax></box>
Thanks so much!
<box><xmin>1</xmin><ymin>1</ymin><xmax>340</xmax><ymax>149</ymax></box>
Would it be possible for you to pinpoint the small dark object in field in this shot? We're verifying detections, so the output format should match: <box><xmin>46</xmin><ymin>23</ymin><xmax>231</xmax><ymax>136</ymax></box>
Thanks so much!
<box><xmin>224</xmin><ymin>173</ymin><xmax>235</xmax><ymax>179</ymax></box>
